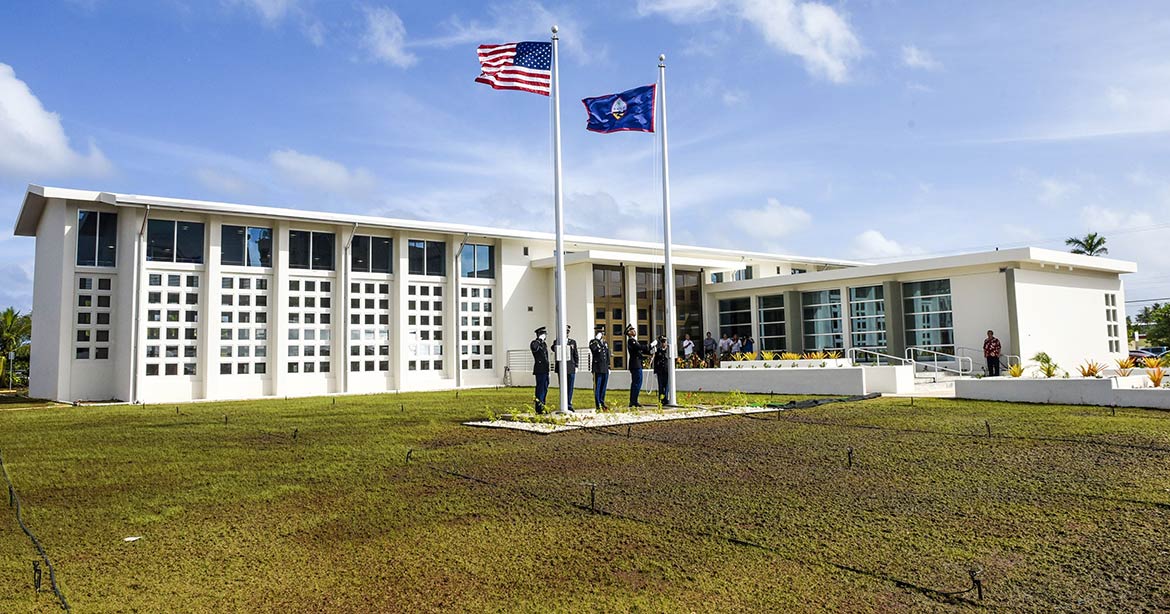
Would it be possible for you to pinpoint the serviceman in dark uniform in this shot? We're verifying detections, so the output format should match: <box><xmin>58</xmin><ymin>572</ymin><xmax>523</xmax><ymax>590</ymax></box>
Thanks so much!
<box><xmin>551</xmin><ymin>325</ymin><xmax>578</xmax><ymax>412</ymax></box>
<box><xmin>531</xmin><ymin>326</ymin><xmax>550</xmax><ymax>413</ymax></box>
<box><xmin>625</xmin><ymin>324</ymin><xmax>649</xmax><ymax>408</ymax></box>
<box><xmin>651</xmin><ymin>334</ymin><xmax>671</xmax><ymax>406</ymax></box>
<box><xmin>589</xmin><ymin>324</ymin><xmax>611</xmax><ymax>411</ymax></box>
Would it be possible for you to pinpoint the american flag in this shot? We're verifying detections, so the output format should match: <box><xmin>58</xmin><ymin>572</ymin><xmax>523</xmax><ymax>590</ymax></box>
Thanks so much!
<box><xmin>475</xmin><ymin>41</ymin><xmax>552</xmax><ymax>96</ymax></box>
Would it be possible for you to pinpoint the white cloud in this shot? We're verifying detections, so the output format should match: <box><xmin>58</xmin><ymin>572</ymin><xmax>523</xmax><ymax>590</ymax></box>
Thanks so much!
<box><xmin>0</xmin><ymin>63</ymin><xmax>112</xmax><ymax>179</ymax></box>
<box><xmin>728</xmin><ymin>198</ymin><xmax>812</xmax><ymax>242</ymax></box>
<box><xmin>901</xmin><ymin>44</ymin><xmax>942</xmax><ymax>71</ymax></box>
<box><xmin>362</xmin><ymin>6</ymin><xmax>417</xmax><ymax>68</ymax></box>
<box><xmin>269</xmin><ymin>149</ymin><xmax>376</xmax><ymax>195</ymax></box>
<box><xmin>1038</xmin><ymin>177</ymin><xmax>1079</xmax><ymax>203</ymax></box>
<box><xmin>638</xmin><ymin>0</ymin><xmax>863</xmax><ymax>83</ymax></box>
<box><xmin>849</xmin><ymin>229</ymin><xmax>921</xmax><ymax>260</ymax></box>
<box><xmin>419</xmin><ymin>2</ymin><xmax>595</xmax><ymax>63</ymax></box>
<box><xmin>195</xmin><ymin>168</ymin><xmax>254</xmax><ymax>196</ymax></box>
<box><xmin>227</xmin><ymin>0</ymin><xmax>326</xmax><ymax>46</ymax></box>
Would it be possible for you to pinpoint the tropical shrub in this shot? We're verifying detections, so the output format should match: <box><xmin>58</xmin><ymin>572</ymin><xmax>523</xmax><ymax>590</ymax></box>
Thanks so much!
<box><xmin>1076</xmin><ymin>361</ymin><xmax>1105</xmax><ymax>377</ymax></box>
<box><xmin>759</xmin><ymin>350</ymin><xmax>776</xmax><ymax>361</ymax></box>
<box><xmin>1008</xmin><ymin>363</ymin><xmax>1026</xmax><ymax>378</ymax></box>
<box><xmin>1115</xmin><ymin>357</ymin><xmax>1135</xmax><ymax>377</ymax></box>
<box><xmin>826</xmin><ymin>350</ymin><xmax>842</xmax><ymax>359</ymax></box>
<box><xmin>780</xmin><ymin>352</ymin><xmax>801</xmax><ymax>361</ymax></box>
<box><xmin>803</xmin><ymin>351</ymin><xmax>826</xmax><ymax>360</ymax></box>
<box><xmin>1150</xmin><ymin>367</ymin><xmax>1165</xmax><ymax>388</ymax></box>
<box><xmin>1032</xmin><ymin>352</ymin><xmax>1060</xmax><ymax>378</ymax></box>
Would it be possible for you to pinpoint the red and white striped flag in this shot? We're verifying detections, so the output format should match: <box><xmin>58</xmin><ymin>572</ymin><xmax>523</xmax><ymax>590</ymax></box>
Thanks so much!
<box><xmin>475</xmin><ymin>41</ymin><xmax>552</xmax><ymax>96</ymax></box>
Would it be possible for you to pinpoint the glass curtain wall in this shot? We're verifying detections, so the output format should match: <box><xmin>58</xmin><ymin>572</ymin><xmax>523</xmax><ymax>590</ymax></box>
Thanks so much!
<box><xmin>903</xmin><ymin>279</ymin><xmax>954</xmax><ymax>354</ymax></box>
<box><xmin>848</xmin><ymin>285</ymin><xmax>886</xmax><ymax>358</ymax></box>
<box><xmin>757</xmin><ymin>295</ymin><xmax>785</xmax><ymax>351</ymax></box>
<box><xmin>801</xmin><ymin>289</ymin><xmax>843</xmax><ymax>350</ymax></box>
<box><xmin>592</xmin><ymin>265</ymin><xmax>625</xmax><ymax>370</ymax></box>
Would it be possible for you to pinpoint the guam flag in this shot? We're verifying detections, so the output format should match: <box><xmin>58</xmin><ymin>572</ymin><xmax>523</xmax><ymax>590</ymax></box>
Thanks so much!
<box><xmin>582</xmin><ymin>84</ymin><xmax>656</xmax><ymax>133</ymax></box>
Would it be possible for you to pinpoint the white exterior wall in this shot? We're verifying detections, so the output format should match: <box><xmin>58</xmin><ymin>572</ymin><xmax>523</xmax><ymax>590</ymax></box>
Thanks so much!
<box><xmin>1011</xmin><ymin>267</ymin><xmax>1124</xmax><ymax>369</ymax></box>
<box><xmin>947</xmin><ymin>270</ymin><xmax>1011</xmax><ymax>362</ymax></box>
<box><xmin>29</xmin><ymin>199</ymin><xmax>67</xmax><ymax>401</ymax></box>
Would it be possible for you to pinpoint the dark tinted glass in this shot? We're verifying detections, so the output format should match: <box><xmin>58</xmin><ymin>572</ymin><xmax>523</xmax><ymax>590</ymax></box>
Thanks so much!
<box><xmin>460</xmin><ymin>245</ymin><xmax>476</xmax><ymax>278</ymax></box>
<box><xmin>97</xmin><ymin>212</ymin><xmax>117</xmax><ymax>266</ymax></box>
<box><xmin>221</xmin><ymin>225</ymin><xmax>246</xmax><ymax>266</ymax></box>
<box><xmin>289</xmin><ymin>231</ymin><xmax>311</xmax><ymax>269</ymax></box>
<box><xmin>175</xmin><ymin>221</ymin><xmax>205</xmax><ymax>264</ymax></box>
<box><xmin>371</xmin><ymin>237</ymin><xmax>392</xmax><ymax>273</ymax></box>
<box><xmin>351</xmin><ymin>235</ymin><xmax>370</xmax><ymax>272</ymax></box>
<box><xmin>146</xmin><ymin>220</ymin><xmax>175</xmax><ymax>262</ymax></box>
<box><xmin>248</xmin><ymin>227</ymin><xmax>272</xmax><ymax>267</ymax></box>
<box><xmin>426</xmin><ymin>240</ymin><xmax>446</xmax><ymax>276</ymax></box>
<box><xmin>312</xmin><ymin>232</ymin><xmax>335</xmax><ymax>270</ymax></box>
<box><xmin>77</xmin><ymin>211</ymin><xmax>98</xmax><ymax>266</ymax></box>
<box><xmin>408</xmin><ymin>240</ymin><xmax>426</xmax><ymax>275</ymax></box>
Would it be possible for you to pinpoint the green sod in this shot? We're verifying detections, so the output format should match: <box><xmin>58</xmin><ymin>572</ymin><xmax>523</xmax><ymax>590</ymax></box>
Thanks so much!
<box><xmin>1</xmin><ymin>388</ymin><xmax>1169</xmax><ymax>612</ymax></box>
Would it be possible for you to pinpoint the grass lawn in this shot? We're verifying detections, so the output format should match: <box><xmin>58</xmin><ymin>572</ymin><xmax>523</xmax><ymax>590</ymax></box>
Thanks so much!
<box><xmin>1</xmin><ymin>387</ymin><xmax>1169</xmax><ymax>612</ymax></box>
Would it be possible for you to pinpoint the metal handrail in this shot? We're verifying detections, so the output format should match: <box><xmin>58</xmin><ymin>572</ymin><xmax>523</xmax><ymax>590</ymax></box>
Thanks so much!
<box><xmin>847</xmin><ymin>348</ymin><xmax>914</xmax><ymax>366</ymax></box>
<box><xmin>955</xmin><ymin>345</ymin><xmax>1020</xmax><ymax>367</ymax></box>
<box><xmin>904</xmin><ymin>346</ymin><xmax>973</xmax><ymax>376</ymax></box>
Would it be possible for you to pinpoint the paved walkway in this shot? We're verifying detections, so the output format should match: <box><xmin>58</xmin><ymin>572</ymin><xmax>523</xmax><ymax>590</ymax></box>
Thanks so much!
<box><xmin>465</xmin><ymin>405</ymin><xmax>788</xmax><ymax>434</ymax></box>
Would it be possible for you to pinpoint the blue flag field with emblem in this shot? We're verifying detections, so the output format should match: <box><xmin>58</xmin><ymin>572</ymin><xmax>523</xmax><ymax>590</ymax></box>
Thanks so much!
<box><xmin>582</xmin><ymin>84</ymin><xmax>656</xmax><ymax>133</ymax></box>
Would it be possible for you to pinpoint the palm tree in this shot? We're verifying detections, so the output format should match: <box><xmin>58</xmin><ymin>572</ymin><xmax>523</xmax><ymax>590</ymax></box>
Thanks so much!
<box><xmin>1065</xmin><ymin>232</ymin><xmax>1108</xmax><ymax>256</ymax></box>
<box><xmin>0</xmin><ymin>308</ymin><xmax>31</xmax><ymax>388</ymax></box>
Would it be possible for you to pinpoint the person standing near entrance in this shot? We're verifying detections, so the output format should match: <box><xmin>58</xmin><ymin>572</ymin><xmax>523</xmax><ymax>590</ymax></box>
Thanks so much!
<box><xmin>531</xmin><ymin>327</ymin><xmax>550</xmax><ymax>413</ymax></box>
<box><xmin>681</xmin><ymin>333</ymin><xmax>695</xmax><ymax>361</ymax></box>
<box><xmin>983</xmin><ymin>330</ymin><xmax>1002</xmax><ymax>377</ymax></box>
<box><xmin>626</xmin><ymin>324</ymin><xmax>649</xmax><ymax>407</ymax></box>
<box><xmin>652</xmin><ymin>335</ymin><xmax>672</xmax><ymax>406</ymax></box>
<box><xmin>551</xmin><ymin>325</ymin><xmax>578</xmax><ymax>412</ymax></box>
<box><xmin>589</xmin><ymin>324</ymin><xmax>611</xmax><ymax>411</ymax></box>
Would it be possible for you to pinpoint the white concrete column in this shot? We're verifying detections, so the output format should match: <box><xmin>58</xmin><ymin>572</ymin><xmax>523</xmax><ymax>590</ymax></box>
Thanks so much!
<box><xmin>272</xmin><ymin>220</ymin><xmax>289</xmax><ymax>396</ymax></box>
<box><xmin>392</xmin><ymin>231</ymin><xmax>410</xmax><ymax>390</ymax></box>
<box><xmin>446</xmin><ymin>235</ymin><xmax>461</xmax><ymax>382</ymax></box>
<box><xmin>624</xmin><ymin>264</ymin><xmax>637</xmax><ymax>331</ymax></box>
<box><xmin>203</xmin><ymin>218</ymin><xmax>222</xmax><ymax>399</ymax></box>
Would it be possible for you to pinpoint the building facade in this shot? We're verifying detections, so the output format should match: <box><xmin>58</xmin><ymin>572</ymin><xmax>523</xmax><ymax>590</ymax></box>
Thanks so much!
<box><xmin>15</xmin><ymin>186</ymin><xmax>1135</xmax><ymax>403</ymax></box>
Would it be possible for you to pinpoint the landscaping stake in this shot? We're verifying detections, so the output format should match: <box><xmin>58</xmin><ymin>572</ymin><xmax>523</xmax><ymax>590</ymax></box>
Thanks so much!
<box><xmin>406</xmin><ymin>449</ymin><xmax>413</xmax><ymax>464</ymax></box>
<box><xmin>32</xmin><ymin>561</ymin><xmax>41</xmax><ymax>593</ymax></box>
<box><xmin>224</xmin><ymin>415</ymin><xmax>228</xmax><ymax>425</ymax></box>
<box><xmin>969</xmin><ymin>567</ymin><xmax>983</xmax><ymax>600</ymax></box>
<box><xmin>626</xmin><ymin>425</ymin><xmax>631</xmax><ymax>438</ymax></box>
<box><xmin>292</xmin><ymin>428</ymin><xmax>298</xmax><ymax>442</ymax></box>
<box><xmin>400</xmin><ymin>403</ymin><xmax>404</xmax><ymax>413</ymax></box>
<box><xmin>1111</xmin><ymin>406</ymin><xmax>1116</xmax><ymax>416</ymax></box>
<box><xmin>985</xmin><ymin>420</ymin><xmax>991</xmax><ymax>438</ymax></box>
<box><xmin>7</xmin><ymin>484</ymin><xmax>12</xmax><ymax>508</ymax></box>
<box><xmin>847</xmin><ymin>447</ymin><xmax>854</xmax><ymax>469</ymax></box>
<box><xmin>174</xmin><ymin>406</ymin><xmax>179</xmax><ymax>414</ymax></box>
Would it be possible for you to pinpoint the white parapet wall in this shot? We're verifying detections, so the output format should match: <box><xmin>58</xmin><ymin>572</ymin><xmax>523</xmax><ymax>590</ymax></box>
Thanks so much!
<box><xmin>508</xmin><ymin>365</ymin><xmax>914</xmax><ymax>396</ymax></box>
<box><xmin>954</xmin><ymin>376</ymin><xmax>1170</xmax><ymax>409</ymax></box>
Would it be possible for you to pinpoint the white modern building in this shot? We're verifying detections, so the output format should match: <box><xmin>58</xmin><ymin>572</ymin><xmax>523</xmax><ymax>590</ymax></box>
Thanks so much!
<box><xmin>14</xmin><ymin>185</ymin><xmax>1136</xmax><ymax>403</ymax></box>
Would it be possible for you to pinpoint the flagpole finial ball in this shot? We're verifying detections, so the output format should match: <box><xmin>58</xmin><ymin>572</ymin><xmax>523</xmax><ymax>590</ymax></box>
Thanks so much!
<box><xmin>659</xmin><ymin>54</ymin><xmax>666</xmax><ymax>62</ymax></box>
<box><xmin>551</xmin><ymin>25</ymin><xmax>559</xmax><ymax>34</ymax></box>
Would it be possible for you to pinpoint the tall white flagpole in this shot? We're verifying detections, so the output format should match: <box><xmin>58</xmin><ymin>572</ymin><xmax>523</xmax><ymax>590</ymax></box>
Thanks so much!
<box><xmin>659</xmin><ymin>53</ymin><xmax>677</xmax><ymax>406</ymax></box>
<box><xmin>551</xmin><ymin>26</ymin><xmax>570</xmax><ymax>412</ymax></box>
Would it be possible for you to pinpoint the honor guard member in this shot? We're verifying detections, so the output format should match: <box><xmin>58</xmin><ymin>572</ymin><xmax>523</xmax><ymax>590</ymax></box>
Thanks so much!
<box><xmin>589</xmin><ymin>324</ymin><xmax>611</xmax><ymax>411</ymax></box>
<box><xmin>651</xmin><ymin>334</ymin><xmax>672</xmax><ymax>406</ymax></box>
<box><xmin>551</xmin><ymin>325</ymin><xmax>578</xmax><ymax>412</ymax></box>
<box><xmin>625</xmin><ymin>324</ymin><xmax>649</xmax><ymax>407</ymax></box>
<box><xmin>530</xmin><ymin>327</ymin><xmax>550</xmax><ymax>414</ymax></box>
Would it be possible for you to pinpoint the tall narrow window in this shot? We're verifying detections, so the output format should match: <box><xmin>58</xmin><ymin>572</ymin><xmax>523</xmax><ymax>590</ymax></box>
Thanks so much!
<box><xmin>312</xmin><ymin>232</ymin><xmax>335</xmax><ymax>271</ymax></box>
<box><xmin>289</xmin><ymin>231</ymin><xmax>311</xmax><ymax>269</ymax></box>
<box><xmin>221</xmin><ymin>225</ymin><xmax>246</xmax><ymax>266</ymax></box>
<box><xmin>77</xmin><ymin>211</ymin><xmax>118</xmax><ymax>267</ymax></box>
<box><xmin>247</xmin><ymin>227</ymin><xmax>272</xmax><ymax>267</ymax></box>
<box><xmin>351</xmin><ymin>235</ymin><xmax>370</xmax><ymax>272</ymax></box>
<box><xmin>175</xmin><ymin>222</ymin><xmax>205</xmax><ymax>264</ymax></box>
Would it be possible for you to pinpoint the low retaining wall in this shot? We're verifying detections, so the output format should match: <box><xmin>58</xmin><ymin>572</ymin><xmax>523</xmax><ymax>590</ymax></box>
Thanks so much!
<box><xmin>719</xmin><ymin>359</ymin><xmax>852</xmax><ymax>369</ymax></box>
<box><xmin>507</xmin><ymin>365</ymin><xmax>914</xmax><ymax>395</ymax></box>
<box><xmin>954</xmin><ymin>376</ymin><xmax>1170</xmax><ymax>409</ymax></box>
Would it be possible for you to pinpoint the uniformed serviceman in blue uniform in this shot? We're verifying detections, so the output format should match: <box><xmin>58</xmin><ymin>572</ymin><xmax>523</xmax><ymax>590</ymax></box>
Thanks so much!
<box><xmin>530</xmin><ymin>326</ymin><xmax>550</xmax><ymax>413</ymax></box>
<box><xmin>551</xmin><ymin>325</ymin><xmax>578</xmax><ymax>412</ymax></box>
<box><xmin>625</xmin><ymin>324</ymin><xmax>649</xmax><ymax>408</ymax></box>
<box><xmin>651</xmin><ymin>334</ymin><xmax>671</xmax><ymax>406</ymax></box>
<box><xmin>588</xmin><ymin>324</ymin><xmax>610</xmax><ymax>411</ymax></box>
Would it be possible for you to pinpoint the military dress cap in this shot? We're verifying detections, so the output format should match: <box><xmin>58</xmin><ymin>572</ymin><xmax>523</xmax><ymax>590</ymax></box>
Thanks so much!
<box><xmin>594</xmin><ymin>324</ymin><xmax>605</xmax><ymax>333</ymax></box>
<box><xmin>535</xmin><ymin>326</ymin><xmax>547</xmax><ymax>335</ymax></box>
<box><xmin>626</xmin><ymin>324</ymin><xmax>636</xmax><ymax>333</ymax></box>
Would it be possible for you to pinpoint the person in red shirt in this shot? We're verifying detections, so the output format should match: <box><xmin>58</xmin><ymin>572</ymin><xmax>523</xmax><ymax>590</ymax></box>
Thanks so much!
<box><xmin>983</xmin><ymin>330</ymin><xmax>1002</xmax><ymax>376</ymax></box>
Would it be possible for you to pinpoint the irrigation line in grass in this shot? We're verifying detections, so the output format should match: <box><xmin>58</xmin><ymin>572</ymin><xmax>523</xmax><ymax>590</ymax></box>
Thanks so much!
<box><xmin>413</xmin><ymin>457</ymin><xmax>988</xmax><ymax>608</ymax></box>
<box><xmin>0</xmin><ymin>449</ymin><xmax>70</xmax><ymax>611</ymax></box>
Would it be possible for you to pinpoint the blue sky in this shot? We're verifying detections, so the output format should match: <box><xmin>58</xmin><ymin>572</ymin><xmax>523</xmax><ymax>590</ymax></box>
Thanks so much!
<box><xmin>2</xmin><ymin>0</ymin><xmax>1169</xmax><ymax>315</ymax></box>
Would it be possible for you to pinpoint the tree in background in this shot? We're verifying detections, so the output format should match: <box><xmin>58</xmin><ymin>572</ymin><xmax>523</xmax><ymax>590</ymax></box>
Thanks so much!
<box><xmin>0</xmin><ymin>307</ymin><xmax>32</xmax><ymax>389</ymax></box>
<box><xmin>1065</xmin><ymin>232</ymin><xmax>1108</xmax><ymax>256</ymax></box>
<box><xmin>1135</xmin><ymin>303</ymin><xmax>1170</xmax><ymax>348</ymax></box>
